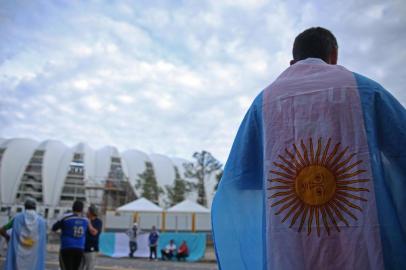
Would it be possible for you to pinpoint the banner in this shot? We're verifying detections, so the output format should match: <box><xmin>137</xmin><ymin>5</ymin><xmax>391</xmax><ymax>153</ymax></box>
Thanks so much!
<box><xmin>100</xmin><ymin>232</ymin><xmax>150</xmax><ymax>258</ymax></box>
<box><xmin>99</xmin><ymin>232</ymin><xmax>207</xmax><ymax>261</ymax></box>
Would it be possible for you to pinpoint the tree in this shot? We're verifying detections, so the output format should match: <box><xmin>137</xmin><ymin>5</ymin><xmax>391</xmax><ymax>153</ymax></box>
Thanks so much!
<box><xmin>214</xmin><ymin>170</ymin><xmax>223</xmax><ymax>191</ymax></box>
<box><xmin>136</xmin><ymin>161</ymin><xmax>163</xmax><ymax>205</ymax></box>
<box><xmin>184</xmin><ymin>150</ymin><xmax>222</xmax><ymax>207</ymax></box>
<box><xmin>165</xmin><ymin>167</ymin><xmax>192</xmax><ymax>206</ymax></box>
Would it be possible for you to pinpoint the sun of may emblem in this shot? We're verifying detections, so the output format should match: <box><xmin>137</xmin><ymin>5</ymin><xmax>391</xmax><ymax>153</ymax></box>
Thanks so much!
<box><xmin>268</xmin><ymin>137</ymin><xmax>369</xmax><ymax>237</ymax></box>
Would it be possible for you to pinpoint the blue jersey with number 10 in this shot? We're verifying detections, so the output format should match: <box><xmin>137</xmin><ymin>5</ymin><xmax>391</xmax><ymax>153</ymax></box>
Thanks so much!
<box><xmin>52</xmin><ymin>214</ymin><xmax>88</xmax><ymax>250</ymax></box>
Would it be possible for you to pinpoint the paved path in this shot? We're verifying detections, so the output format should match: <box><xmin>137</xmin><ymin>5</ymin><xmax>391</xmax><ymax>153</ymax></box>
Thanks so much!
<box><xmin>0</xmin><ymin>253</ymin><xmax>218</xmax><ymax>270</ymax></box>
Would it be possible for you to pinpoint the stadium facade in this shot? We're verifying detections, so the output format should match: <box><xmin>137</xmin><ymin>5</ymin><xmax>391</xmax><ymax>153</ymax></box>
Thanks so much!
<box><xmin>0</xmin><ymin>138</ymin><xmax>212</xmax><ymax>219</ymax></box>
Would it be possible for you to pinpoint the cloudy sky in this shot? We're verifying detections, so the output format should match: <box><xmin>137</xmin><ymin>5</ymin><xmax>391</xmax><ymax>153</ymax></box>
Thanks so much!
<box><xmin>0</xmin><ymin>0</ymin><xmax>405</xmax><ymax>162</ymax></box>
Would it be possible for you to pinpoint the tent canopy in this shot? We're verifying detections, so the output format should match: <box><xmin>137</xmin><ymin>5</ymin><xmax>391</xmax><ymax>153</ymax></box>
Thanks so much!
<box><xmin>167</xmin><ymin>199</ymin><xmax>210</xmax><ymax>213</ymax></box>
<box><xmin>117</xmin><ymin>197</ymin><xmax>163</xmax><ymax>213</ymax></box>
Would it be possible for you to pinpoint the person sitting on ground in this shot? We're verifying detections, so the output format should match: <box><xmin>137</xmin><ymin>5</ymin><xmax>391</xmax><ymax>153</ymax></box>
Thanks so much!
<box><xmin>161</xmin><ymin>239</ymin><xmax>176</xmax><ymax>261</ymax></box>
<box><xmin>0</xmin><ymin>199</ymin><xmax>47</xmax><ymax>270</ymax></box>
<box><xmin>176</xmin><ymin>240</ymin><xmax>189</xmax><ymax>261</ymax></box>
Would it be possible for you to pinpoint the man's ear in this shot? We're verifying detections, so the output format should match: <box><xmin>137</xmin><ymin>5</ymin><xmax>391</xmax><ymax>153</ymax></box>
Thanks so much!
<box><xmin>290</xmin><ymin>60</ymin><xmax>296</xmax><ymax>66</ymax></box>
<box><xmin>330</xmin><ymin>48</ymin><xmax>338</xmax><ymax>65</ymax></box>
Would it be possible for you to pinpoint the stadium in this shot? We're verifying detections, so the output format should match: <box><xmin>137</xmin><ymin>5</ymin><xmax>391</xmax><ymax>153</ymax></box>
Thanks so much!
<box><xmin>0</xmin><ymin>138</ymin><xmax>214</xmax><ymax>220</ymax></box>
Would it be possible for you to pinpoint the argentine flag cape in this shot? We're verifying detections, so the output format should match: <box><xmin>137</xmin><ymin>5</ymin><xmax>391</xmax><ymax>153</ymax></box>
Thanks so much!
<box><xmin>4</xmin><ymin>211</ymin><xmax>47</xmax><ymax>270</ymax></box>
<box><xmin>212</xmin><ymin>58</ymin><xmax>406</xmax><ymax>270</ymax></box>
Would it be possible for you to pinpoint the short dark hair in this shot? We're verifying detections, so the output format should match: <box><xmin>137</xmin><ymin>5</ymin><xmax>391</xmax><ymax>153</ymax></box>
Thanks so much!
<box><xmin>88</xmin><ymin>204</ymin><xmax>98</xmax><ymax>216</ymax></box>
<box><xmin>24</xmin><ymin>198</ymin><xmax>36</xmax><ymax>210</ymax></box>
<box><xmin>72</xmin><ymin>200</ymin><xmax>84</xmax><ymax>212</ymax></box>
<box><xmin>292</xmin><ymin>27</ymin><xmax>338</xmax><ymax>63</ymax></box>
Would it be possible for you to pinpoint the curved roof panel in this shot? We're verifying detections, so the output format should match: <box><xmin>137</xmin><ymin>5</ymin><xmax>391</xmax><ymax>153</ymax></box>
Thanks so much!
<box><xmin>94</xmin><ymin>146</ymin><xmax>128</xmax><ymax>183</ymax></box>
<box><xmin>149</xmin><ymin>153</ymin><xmax>175</xmax><ymax>187</ymax></box>
<box><xmin>72</xmin><ymin>143</ymin><xmax>96</xmax><ymax>182</ymax></box>
<box><xmin>171</xmin><ymin>157</ymin><xmax>189</xmax><ymax>180</ymax></box>
<box><xmin>39</xmin><ymin>140</ymin><xmax>69</xmax><ymax>205</ymax></box>
<box><xmin>0</xmin><ymin>138</ymin><xmax>39</xmax><ymax>204</ymax></box>
<box><xmin>49</xmin><ymin>147</ymin><xmax>74</xmax><ymax>205</ymax></box>
<box><xmin>121</xmin><ymin>149</ymin><xmax>150</xmax><ymax>193</ymax></box>
<box><xmin>94</xmin><ymin>146</ymin><xmax>115</xmax><ymax>183</ymax></box>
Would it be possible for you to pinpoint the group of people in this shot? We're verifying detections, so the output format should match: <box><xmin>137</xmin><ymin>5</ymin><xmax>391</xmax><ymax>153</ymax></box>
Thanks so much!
<box><xmin>161</xmin><ymin>239</ymin><xmax>189</xmax><ymax>261</ymax></box>
<box><xmin>128</xmin><ymin>223</ymin><xmax>189</xmax><ymax>261</ymax></box>
<box><xmin>51</xmin><ymin>200</ymin><xmax>102</xmax><ymax>270</ymax></box>
<box><xmin>0</xmin><ymin>198</ymin><xmax>191</xmax><ymax>269</ymax></box>
<box><xmin>0</xmin><ymin>199</ymin><xmax>102</xmax><ymax>270</ymax></box>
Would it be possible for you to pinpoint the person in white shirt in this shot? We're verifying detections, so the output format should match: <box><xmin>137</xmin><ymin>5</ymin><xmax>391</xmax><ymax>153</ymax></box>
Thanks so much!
<box><xmin>126</xmin><ymin>223</ymin><xmax>138</xmax><ymax>258</ymax></box>
<box><xmin>161</xmin><ymin>239</ymin><xmax>176</xmax><ymax>261</ymax></box>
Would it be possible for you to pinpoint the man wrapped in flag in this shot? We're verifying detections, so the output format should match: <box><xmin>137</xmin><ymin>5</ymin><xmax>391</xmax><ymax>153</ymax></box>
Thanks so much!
<box><xmin>0</xmin><ymin>199</ymin><xmax>47</xmax><ymax>270</ymax></box>
<box><xmin>212</xmin><ymin>27</ymin><xmax>406</xmax><ymax>270</ymax></box>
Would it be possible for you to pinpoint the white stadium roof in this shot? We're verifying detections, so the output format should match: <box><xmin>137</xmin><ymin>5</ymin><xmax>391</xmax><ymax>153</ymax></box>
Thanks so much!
<box><xmin>0</xmin><ymin>137</ymin><xmax>205</xmax><ymax>208</ymax></box>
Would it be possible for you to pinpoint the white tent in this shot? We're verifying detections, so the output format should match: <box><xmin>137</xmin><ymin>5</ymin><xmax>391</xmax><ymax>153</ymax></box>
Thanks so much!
<box><xmin>167</xmin><ymin>200</ymin><xmax>210</xmax><ymax>213</ymax></box>
<box><xmin>165</xmin><ymin>200</ymin><xmax>211</xmax><ymax>231</ymax></box>
<box><xmin>117</xmin><ymin>197</ymin><xmax>163</xmax><ymax>213</ymax></box>
<box><xmin>108</xmin><ymin>198</ymin><xmax>163</xmax><ymax>230</ymax></box>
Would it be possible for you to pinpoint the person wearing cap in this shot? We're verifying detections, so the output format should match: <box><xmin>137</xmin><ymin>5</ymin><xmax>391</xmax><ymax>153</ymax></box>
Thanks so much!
<box><xmin>80</xmin><ymin>204</ymin><xmax>102</xmax><ymax>270</ymax></box>
<box><xmin>126</xmin><ymin>222</ymin><xmax>138</xmax><ymax>258</ymax></box>
<box><xmin>0</xmin><ymin>198</ymin><xmax>47</xmax><ymax>270</ymax></box>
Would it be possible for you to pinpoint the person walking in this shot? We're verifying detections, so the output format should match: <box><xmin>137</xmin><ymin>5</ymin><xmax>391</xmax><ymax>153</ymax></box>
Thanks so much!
<box><xmin>0</xmin><ymin>199</ymin><xmax>47</xmax><ymax>270</ymax></box>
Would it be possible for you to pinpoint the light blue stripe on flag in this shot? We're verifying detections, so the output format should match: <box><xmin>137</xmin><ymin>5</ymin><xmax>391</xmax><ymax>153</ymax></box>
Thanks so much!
<box><xmin>99</xmin><ymin>232</ymin><xmax>116</xmax><ymax>257</ymax></box>
<box><xmin>354</xmin><ymin>72</ymin><xmax>406</xmax><ymax>269</ymax></box>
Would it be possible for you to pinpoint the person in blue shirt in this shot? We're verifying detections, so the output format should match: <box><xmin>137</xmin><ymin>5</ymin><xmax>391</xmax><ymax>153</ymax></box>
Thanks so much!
<box><xmin>81</xmin><ymin>204</ymin><xmax>102</xmax><ymax>270</ymax></box>
<box><xmin>52</xmin><ymin>200</ymin><xmax>96</xmax><ymax>270</ymax></box>
<box><xmin>148</xmin><ymin>225</ymin><xmax>159</xmax><ymax>260</ymax></box>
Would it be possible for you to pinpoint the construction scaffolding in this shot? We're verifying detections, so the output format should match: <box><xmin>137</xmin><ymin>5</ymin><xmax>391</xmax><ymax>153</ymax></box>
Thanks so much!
<box><xmin>86</xmin><ymin>156</ymin><xmax>137</xmax><ymax>213</ymax></box>
<box><xmin>86</xmin><ymin>178</ymin><xmax>136</xmax><ymax>214</ymax></box>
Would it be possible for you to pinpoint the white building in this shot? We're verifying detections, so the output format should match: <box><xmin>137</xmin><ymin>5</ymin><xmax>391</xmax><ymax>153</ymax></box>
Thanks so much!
<box><xmin>0</xmin><ymin>138</ymin><xmax>216</xmax><ymax>219</ymax></box>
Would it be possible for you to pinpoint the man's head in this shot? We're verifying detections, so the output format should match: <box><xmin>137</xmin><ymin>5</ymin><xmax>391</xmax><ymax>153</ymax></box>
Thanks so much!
<box><xmin>152</xmin><ymin>225</ymin><xmax>156</xmax><ymax>231</ymax></box>
<box><xmin>24</xmin><ymin>198</ymin><xmax>36</xmax><ymax>210</ymax></box>
<box><xmin>170</xmin><ymin>239</ymin><xmax>174</xmax><ymax>244</ymax></box>
<box><xmin>72</xmin><ymin>200</ymin><xmax>84</xmax><ymax>213</ymax></box>
<box><xmin>87</xmin><ymin>204</ymin><xmax>98</xmax><ymax>218</ymax></box>
<box><xmin>291</xmin><ymin>27</ymin><xmax>338</xmax><ymax>65</ymax></box>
